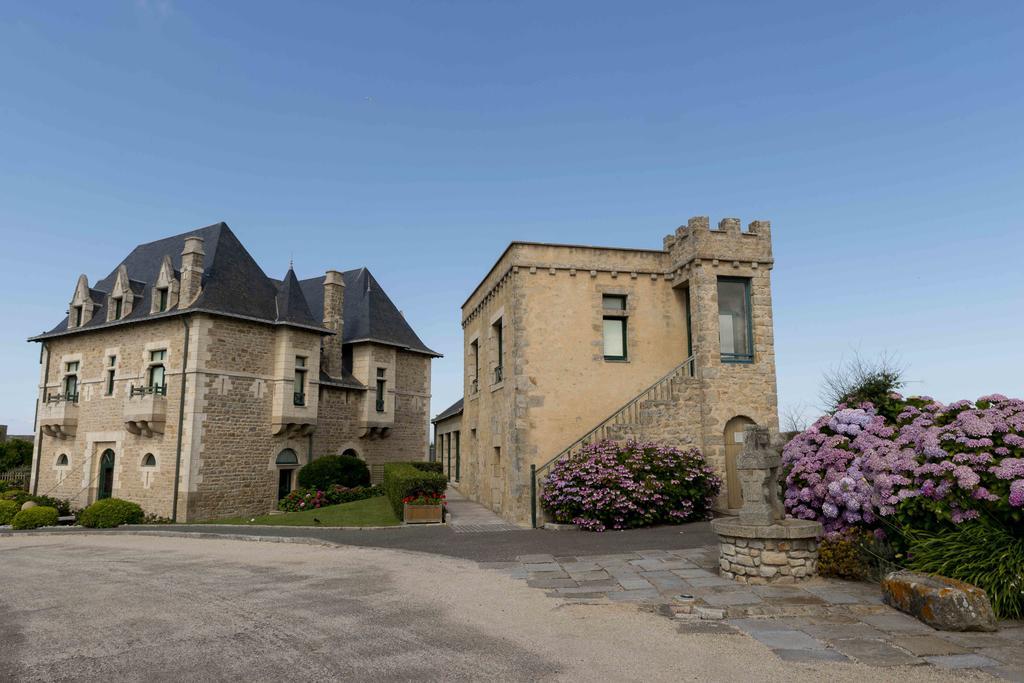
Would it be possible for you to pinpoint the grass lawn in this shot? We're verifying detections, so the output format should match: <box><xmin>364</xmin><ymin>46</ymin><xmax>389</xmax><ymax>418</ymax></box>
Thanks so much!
<box><xmin>203</xmin><ymin>495</ymin><xmax>400</xmax><ymax>527</ymax></box>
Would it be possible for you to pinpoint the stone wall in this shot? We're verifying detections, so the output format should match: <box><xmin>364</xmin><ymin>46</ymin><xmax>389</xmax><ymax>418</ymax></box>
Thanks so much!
<box><xmin>459</xmin><ymin>220</ymin><xmax>781</xmax><ymax>526</ymax></box>
<box><xmin>32</xmin><ymin>318</ymin><xmax>187</xmax><ymax>518</ymax></box>
<box><xmin>717</xmin><ymin>535</ymin><xmax>819</xmax><ymax>584</ymax></box>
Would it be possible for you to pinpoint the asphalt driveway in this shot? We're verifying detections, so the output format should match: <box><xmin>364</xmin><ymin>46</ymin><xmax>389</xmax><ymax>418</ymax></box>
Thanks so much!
<box><xmin>0</xmin><ymin>534</ymin><xmax>970</xmax><ymax>682</ymax></box>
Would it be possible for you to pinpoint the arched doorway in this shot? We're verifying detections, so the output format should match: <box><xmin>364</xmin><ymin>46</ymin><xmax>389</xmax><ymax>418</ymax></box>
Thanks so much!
<box><xmin>341</xmin><ymin>448</ymin><xmax>359</xmax><ymax>459</ymax></box>
<box><xmin>98</xmin><ymin>449</ymin><xmax>116</xmax><ymax>500</ymax></box>
<box><xmin>276</xmin><ymin>449</ymin><xmax>299</xmax><ymax>500</ymax></box>
<box><xmin>724</xmin><ymin>416</ymin><xmax>756</xmax><ymax>510</ymax></box>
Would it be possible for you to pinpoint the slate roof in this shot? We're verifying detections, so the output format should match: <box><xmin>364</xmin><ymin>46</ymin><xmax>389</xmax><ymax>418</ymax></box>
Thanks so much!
<box><xmin>431</xmin><ymin>397</ymin><xmax>464</xmax><ymax>424</ymax></box>
<box><xmin>298</xmin><ymin>268</ymin><xmax>438</xmax><ymax>356</ymax></box>
<box><xmin>29</xmin><ymin>222</ymin><xmax>440</xmax><ymax>360</ymax></box>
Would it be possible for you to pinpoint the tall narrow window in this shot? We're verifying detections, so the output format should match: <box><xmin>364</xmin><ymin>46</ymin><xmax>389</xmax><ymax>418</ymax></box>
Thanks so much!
<box><xmin>63</xmin><ymin>361</ymin><xmax>79</xmax><ymax>401</ymax></box>
<box><xmin>157</xmin><ymin>288</ymin><xmax>169</xmax><ymax>313</ymax></box>
<box><xmin>73</xmin><ymin>306</ymin><xmax>83</xmax><ymax>327</ymax></box>
<box><xmin>294</xmin><ymin>356</ymin><xmax>307</xmax><ymax>406</ymax></box>
<box><xmin>341</xmin><ymin>345</ymin><xmax>353</xmax><ymax>374</ymax></box>
<box><xmin>454</xmin><ymin>430</ymin><xmax>461</xmax><ymax>482</ymax></box>
<box><xmin>148</xmin><ymin>350</ymin><xmax>167</xmax><ymax>392</ymax></box>
<box><xmin>112</xmin><ymin>297</ymin><xmax>123</xmax><ymax>320</ymax></box>
<box><xmin>375</xmin><ymin>368</ymin><xmax>386</xmax><ymax>412</ymax></box>
<box><xmin>105</xmin><ymin>356</ymin><xmax>116</xmax><ymax>396</ymax></box>
<box><xmin>470</xmin><ymin>339</ymin><xmax>480</xmax><ymax>393</ymax></box>
<box><xmin>602</xmin><ymin>294</ymin><xmax>627</xmax><ymax>361</ymax></box>
<box><xmin>717</xmin><ymin>277</ymin><xmax>753</xmax><ymax>363</ymax></box>
<box><xmin>492</xmin><ymin>318</ymin><xmax>503</xmax><ymax>384</ymax></box>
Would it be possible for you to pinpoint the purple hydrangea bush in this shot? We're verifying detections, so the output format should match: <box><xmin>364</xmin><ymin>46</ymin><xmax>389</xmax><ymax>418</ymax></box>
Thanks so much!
<box><xmin>783</xmin><ymin>394</ymin><xmax>1024</xmax><ymax>536</ymax></box>
<box><xmin>541</xmin><ymin>440</ymin><xmax>721</xmax><ymax>531</ymax></box>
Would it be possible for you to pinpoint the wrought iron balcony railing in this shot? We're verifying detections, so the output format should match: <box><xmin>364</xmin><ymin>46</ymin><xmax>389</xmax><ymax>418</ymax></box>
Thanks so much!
<box><xmin>130</xmin><ymin>384</ymin><xmax>167</xmax><ymax>397</ymax></box>
<box><xmin>294</xmin><ymin>392</ymin><xmax>306</xmax><ymax>407</ymax></box>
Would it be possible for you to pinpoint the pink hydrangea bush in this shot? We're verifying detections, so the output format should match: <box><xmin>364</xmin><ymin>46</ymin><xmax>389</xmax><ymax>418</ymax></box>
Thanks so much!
<box><xmin>783</xmin><ymin>394</ymin><xmax>1024</xmax><ymax>536</ymax></box>
<box><xmin>541</xmin><ymin>440</ymin><xmax>721</xmax><ymax>532</ymax></box>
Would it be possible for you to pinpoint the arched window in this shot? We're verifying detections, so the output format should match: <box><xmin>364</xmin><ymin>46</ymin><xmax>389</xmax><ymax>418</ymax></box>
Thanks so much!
<box><xmin>56</xmin><ymin>453</ymin><xmax>69</xmax><ymax>467</ymax></box>
<box><xmin>276</xmin><ymin>449</ymin><xmax>299</xmax><ymax>466</ymax></box>
<box><xmin>142</xmin><ymin>453</ymin><xmax>157</xmax><ymax>468</ymax></box>
<box><xmin>342</xmin><ymin>448</ymin><xmax>359</xmax><ymax>459</ymax></box>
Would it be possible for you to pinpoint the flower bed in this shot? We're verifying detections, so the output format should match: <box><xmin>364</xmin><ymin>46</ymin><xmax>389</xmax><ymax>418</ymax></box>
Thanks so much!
<box><xmin>782</xmin><ymin>393</ymin><xmax>1024</xmax><ymax>617</ymax></box>
<box><xmin>278</xmin><ymin>485</ymin><xmax>382</xmax><ymax>512</ymax></box>
<box><xmin>541</xmin><ymin>440</ymin><xmax>721</xmax><ymax>532</ymax></box>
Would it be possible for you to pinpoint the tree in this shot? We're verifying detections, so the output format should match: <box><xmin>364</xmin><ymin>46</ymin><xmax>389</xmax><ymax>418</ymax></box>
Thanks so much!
<box><xmin>819</xmin><ymin>350</ymin><xmax>907</xmax><ymax>421</ymax></box>
<box><xmin>0</xmin><ymin>439</ymin><xmax>33</xmax><ymax>472</ymax></box>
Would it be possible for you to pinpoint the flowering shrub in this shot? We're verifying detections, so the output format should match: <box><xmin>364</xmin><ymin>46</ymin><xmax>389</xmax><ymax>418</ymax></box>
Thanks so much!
<box><xmin>402</xmin><ymin>492</ymin><xmax>445</xmax><ymax>506</ymax></box>
<box><xmin>541</xmin><ymin>440</ymin><xmax>721</xmax><ymax>532</ymax></box>
<box><xmin>278</xmin><ymin>485</ymin><xmax>382</xmax><ymax>512</ymax></box>
<box><xmin>783</xmin><ymin>394</ymin><xmax>1024</xmax><ymax>537</ymax></box>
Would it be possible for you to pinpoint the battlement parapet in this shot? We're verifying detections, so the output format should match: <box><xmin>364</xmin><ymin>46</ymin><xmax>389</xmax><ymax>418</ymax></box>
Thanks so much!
<box><xmin>663</xmin><ymin>215</ymin><xmax>773</xmax><ymax>269</ymax></box>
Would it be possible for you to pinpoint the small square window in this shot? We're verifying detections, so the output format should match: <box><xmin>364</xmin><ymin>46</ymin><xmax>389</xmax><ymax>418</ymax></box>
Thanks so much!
<box><xmin>602</xmin><ymin>294</ymin><xmax>626</xmax><ymax>310</ymax></box>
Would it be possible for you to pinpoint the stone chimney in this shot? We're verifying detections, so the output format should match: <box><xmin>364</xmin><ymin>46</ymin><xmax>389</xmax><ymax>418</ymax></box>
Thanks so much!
<box><xmin>321</xmin><ymin>270</ymin><xmax>345</xmax><ymax>377</ymax></box>
<box><xmin>179</xmin><ymin>236</ymin><xmax>205</xmax><ymax>307</ymax></box>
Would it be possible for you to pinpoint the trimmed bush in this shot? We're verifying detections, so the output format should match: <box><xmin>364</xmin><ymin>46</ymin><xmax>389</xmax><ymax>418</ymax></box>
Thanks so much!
<box><xmin>297</xmin><ymin>455</ymin><xmax>370</xmax><ymax>490</ymax></box>
<box><xmin>383</xmin><ymin>463</ymin><xmax>447</xmax><ymax>517</ymax></box>
<box><xmin>278</xmin><ymin>485</ymin><xmax>383</xmax><ymax>512</ymax></box>
<box><xmin>79</xmin><ymin>498</ymin><xmax>144</xmax><ymax>528</ymax></box>
<box><xmin>11</xmin><ymin>505</ymin><xmax>58</xmax><ymax>530</ymax></box>
<box><xmin>541</xmin><ymin>440</ymin><xmax>721</xmax><ymax>531</ymax></box>
<box><xmin>0</xmin><ymin>499</ymin><xmax>19</xmax><ymax>525</ymax></box>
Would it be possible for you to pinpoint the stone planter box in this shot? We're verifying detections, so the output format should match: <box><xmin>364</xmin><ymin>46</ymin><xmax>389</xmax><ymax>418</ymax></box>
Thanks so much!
<box><xmin>403</xmin><ymin>503</ymin><xmax>443</xmax><ymax>524</ymax></box>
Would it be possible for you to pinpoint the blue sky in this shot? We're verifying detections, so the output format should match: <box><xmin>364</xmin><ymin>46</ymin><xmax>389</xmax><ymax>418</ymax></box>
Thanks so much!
<box><xmin>1</xmin><ymin>1</ymin><xmax>1022</xmax><ymax>434</ymax></box>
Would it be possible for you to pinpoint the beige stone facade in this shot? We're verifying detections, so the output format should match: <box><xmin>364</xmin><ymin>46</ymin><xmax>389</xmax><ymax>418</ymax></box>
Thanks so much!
<box><xmin>457</xmin><ymin>217</ymin><xmax>779</xmax><ymax>526</ymax></box>
<box><xmin>29</xmin><ymin>223</ymin><xmax>436</xmax><ymax>521</ymax></box>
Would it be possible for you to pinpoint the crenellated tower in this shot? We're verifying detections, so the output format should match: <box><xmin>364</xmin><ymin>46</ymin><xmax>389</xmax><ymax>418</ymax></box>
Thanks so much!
<box><xmin>664</xmin><ymin>216</ymin><xmax>779</xmax><ymax>511</ymax></box>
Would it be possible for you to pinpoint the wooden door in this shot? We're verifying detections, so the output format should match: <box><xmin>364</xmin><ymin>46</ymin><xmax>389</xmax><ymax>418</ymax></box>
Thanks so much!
<box><xmin>724</xmin><ymin>416</ymin><xmax>756</xmax><ymax>509</ymax></box>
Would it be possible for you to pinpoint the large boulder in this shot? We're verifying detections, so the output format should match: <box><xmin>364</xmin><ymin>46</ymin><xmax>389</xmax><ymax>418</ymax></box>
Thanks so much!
<box><xmin>881</xmin><ymin>570</ymin><xmax>997</xmax><ymax>632</ymax></box>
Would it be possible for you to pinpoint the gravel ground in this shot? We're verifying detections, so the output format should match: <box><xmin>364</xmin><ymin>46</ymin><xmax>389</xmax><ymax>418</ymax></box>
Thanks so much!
<box><xmin>0</xmin><ymin>534</ymin><xmax>985</xmax><ymax>682</ymax></box>
<box><xmin>4</xmin><ymin>519</ymin><xmax>720</xmax><ymax>562</ymax></box>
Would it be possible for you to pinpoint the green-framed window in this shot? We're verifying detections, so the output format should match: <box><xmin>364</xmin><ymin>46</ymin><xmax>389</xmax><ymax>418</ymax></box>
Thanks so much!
<box><xmin>717</xmin><ymin>277</ymin><xmax>754</xmax><ymax>363</ymax></box>
<box><xmin>602</xmin><ymin>294</ymin><xmax>628</xmax><ymax>361</ymax></box>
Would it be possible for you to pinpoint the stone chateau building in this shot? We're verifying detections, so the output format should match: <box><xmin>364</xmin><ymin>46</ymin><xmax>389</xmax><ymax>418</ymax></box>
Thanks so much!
<box><xmin>441</xmin><ymin>216</ymin><xmax>779</xmax><ymax>526</ymax></box>
<box><xmin>28</xmin><ymin>222</ymin><xmax>438</xmax><ymax>521</ymax></box>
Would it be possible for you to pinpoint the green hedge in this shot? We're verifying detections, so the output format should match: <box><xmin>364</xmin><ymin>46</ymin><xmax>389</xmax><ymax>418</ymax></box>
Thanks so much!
<box><xmin>382</xmin><ymin>463</ymin><xmax>447</xmax><ymax>517</ymax></box>
<box><xmin>297</xmin><ymin>455</ymin><xmax>370</xmax><ymax>490</ymax></box>
<box><xmin>408</xmin><ymin>461</ymin><xmax>443</xmax><ymax>474</ymax></box>
<box><xmin>11</xmin><ymin>505</ymin><xmax>59</xmax><ymax>530</ymax></box>
<box><xmin>0</xmin><ymin>500</ymin><xmax>19</xmax><ymax>525</ymax></box>
<box><xmin>79</xmin><ymin>498</ymin><xmax>145</xmax><ymax>528</ymax></box>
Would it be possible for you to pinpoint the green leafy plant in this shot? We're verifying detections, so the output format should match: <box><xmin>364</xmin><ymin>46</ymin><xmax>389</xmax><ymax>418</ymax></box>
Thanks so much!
<box><xmin>78</xmin><ymin>498</ymin><xmax>145</xmax><ymax>528</ymax></box>
<box><xmin>905</xmin><ymin>521</ymin><xmax>1024</xmax><ymax>620</ymax></box>
<box><xmin>382</xmin><ymin>463</ymin><xmax>447</xmax><ymax>517</ymax></box>
<box><xmin>818</xmin><ymin>533</ymin><xmax>871</xmax><ymax>580</ymax></box>
<box><xmin>0</xmin><ymin>499</ymin><xmax>19</xmax><ymax>525</ymax></box>
<box><xmin>143</xmin><ymin>513</ymin><xmax>174</xmax><ymax>524</ymax></box>
<box><xmin>297</xmin><ymin>455</ymin><xmax>370</xmax><ymax>490</ymax></box>
<box><xmin>11</xmin><ymin>505</ymin><xmax>59</xmax><ymax>530</ymax></box>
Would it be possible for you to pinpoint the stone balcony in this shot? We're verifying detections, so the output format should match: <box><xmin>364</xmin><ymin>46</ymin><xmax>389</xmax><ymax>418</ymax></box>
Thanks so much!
<box><xmin>39</xmin><ymin>394</ymin><xmax>78</xmax><ymax>439</ymax></box>
<box><xmin>124</xmin><ymin>385</ymin><xmax>168</xmax><ymax>437</ymax></box>
<box><xmin>272</xmin><ymin>392</ymin><xmax>316</xmax><ymax>437</ymax></box>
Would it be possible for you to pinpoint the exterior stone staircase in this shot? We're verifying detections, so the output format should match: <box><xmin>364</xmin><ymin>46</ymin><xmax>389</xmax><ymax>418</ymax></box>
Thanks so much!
<box><xmin>530</xmin><ymin>355</ymin><xmax>700</xmax><ymax>525</ymax></box>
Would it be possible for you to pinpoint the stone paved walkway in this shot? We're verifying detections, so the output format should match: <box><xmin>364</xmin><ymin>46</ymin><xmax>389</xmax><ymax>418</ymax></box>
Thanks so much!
<box><xmin>445</xmin><ymin>486</ymin><xmax>524</xmax><ymax>533</ymax></box>
<box><xmin>480</xmin><ymin>546</ymin><xmax>1024</xmax><ymax>680</ymax></box>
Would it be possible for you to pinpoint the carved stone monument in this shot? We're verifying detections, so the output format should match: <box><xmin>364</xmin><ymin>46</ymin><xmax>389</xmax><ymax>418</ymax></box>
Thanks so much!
<box><xmin>710</xmin><ymin>426</ymin><xmax>822</xmax><ymax>584</ymax></box>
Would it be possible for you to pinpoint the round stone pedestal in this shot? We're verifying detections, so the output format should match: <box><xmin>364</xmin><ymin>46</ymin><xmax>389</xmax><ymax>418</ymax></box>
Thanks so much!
<box><xmin>710</xmin><ymin>518</ymin><xmax>822</xmax><ymax>585</ymax></box>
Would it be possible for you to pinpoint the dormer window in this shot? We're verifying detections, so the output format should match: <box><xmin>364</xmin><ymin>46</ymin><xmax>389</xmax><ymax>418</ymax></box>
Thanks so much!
<box><xmin>69</xmin><ymin>274</ymin><xmax>96</xmax><ymax>329</ymax></box>
<box><xmin>106</xmin><ymin>266</ymin><xmax>134</xmax><ymax>322</ymax></box>
<box><xmin>150</xmin><ymin>255</ymin><xmax>180</xmax><ymax>315</ymax></box>
<box><xmin>112</xmin><ymin>297</ymin><xmax>123</xmax><ymax>320</ymax></box>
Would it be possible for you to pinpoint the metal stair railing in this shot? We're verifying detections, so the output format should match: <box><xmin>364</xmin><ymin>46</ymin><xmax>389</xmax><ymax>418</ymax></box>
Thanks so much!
<box><xmin>530</xmin><ymin>354</ymin><xmax>695</xmax><ymax>527</ymax></box>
